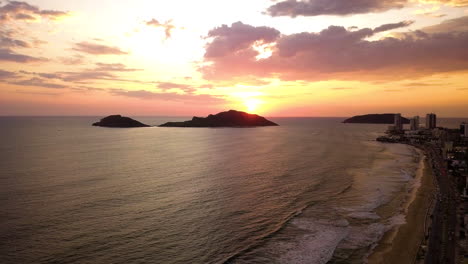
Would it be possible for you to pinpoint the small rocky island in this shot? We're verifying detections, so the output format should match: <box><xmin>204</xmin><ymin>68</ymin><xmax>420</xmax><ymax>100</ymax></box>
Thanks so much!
<box><xmin>343</xmin><ymin>114</ymin><xmax>410</xmax><ymax>124</ymax></box>
<box><xmin>159</xmin><ymin>110</ymin><xmax>278</xmax><ymax>127</ymax></box>
<box><xmin>92</xmin><ymin>115</ymin><xmax>150</xmax><ymax>127</ymax></box>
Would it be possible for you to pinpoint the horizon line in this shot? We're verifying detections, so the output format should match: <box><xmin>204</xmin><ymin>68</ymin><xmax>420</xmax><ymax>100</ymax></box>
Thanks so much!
<box><xmin>1</xmin><ymin>115</ymin><xmax>468</xmax><ymax>119</ymax></box>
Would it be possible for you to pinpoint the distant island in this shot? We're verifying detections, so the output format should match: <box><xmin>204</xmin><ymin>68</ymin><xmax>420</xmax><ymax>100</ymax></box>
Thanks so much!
<box><xmin>159</xmin><ymin>110</ymin><xmax>278</xmax><ymax>127</ymax></box>
<box><xmin>343</xmin><ymin>114</ymin><xmax>410</xmax><ymax>124</ymax></box>
<box><xmin>92</xmin><ymin>115</ymin><xmax>150</xmax><ymax>128</ymax></box>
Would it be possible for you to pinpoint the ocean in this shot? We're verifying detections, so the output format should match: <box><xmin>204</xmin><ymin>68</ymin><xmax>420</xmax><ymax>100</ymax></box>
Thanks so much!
<box><xmin>0</xmin><ymin>117</ymin><xmax>466</xmax><ymax>264</ymax></box>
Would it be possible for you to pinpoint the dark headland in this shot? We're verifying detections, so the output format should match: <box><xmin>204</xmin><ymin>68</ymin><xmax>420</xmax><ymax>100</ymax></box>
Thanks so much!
<box><xmin>92</xmin><ymin>115</ymin><xmax>150</xmax><ymax>127</ymax></box>
<box><xmin>159</xmin><ymin>110</ymin><xmax>278</xmax><ymax>127</ymax></box>
<box><xmin>343</xmin><ymin>114</ymin><xmax>410</xmax><ymax>124</ymax></box>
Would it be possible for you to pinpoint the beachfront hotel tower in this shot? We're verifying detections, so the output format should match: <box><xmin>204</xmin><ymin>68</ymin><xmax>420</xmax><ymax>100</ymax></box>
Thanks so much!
<box><xmin>410</xmin><ymin>116</ymin><xmax>420</xmax><ymax>131</ymax></box>
<box><xmin>394</xmin><ymin>113</ymin><xmax>403</xmax><ymax>131</ymax></box>
<box><xmin>426</xmin><ymin>113</ymin><xmax>437</xmax><ymax>129</ymax></box>
<box><xmin>462</xmin><ymin>123</ymin><xmax>468</xmax><ymax>137</ymax></box>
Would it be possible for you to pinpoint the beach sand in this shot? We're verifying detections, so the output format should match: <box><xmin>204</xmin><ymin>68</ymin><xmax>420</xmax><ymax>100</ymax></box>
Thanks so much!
<box><xmin>367</xmin><ymin>152</ymin><xmax>435</xmax><ymax>264</ymax></box>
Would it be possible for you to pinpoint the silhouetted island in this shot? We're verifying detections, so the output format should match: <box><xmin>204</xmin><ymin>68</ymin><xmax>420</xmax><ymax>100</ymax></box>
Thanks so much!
<box><xmin>159</xmin><ymin>110</ymin><xmax>278</xmax><ymax>127</ymax></box>
<box><xmin>343</xmin><ymin>114</ymin><xmax>410</xmax><ymax>124</ymax></box>
<box><xmin>92</xmin><ymin>115</ymin><xmax>150</xmax><ymax>127</ymax></box>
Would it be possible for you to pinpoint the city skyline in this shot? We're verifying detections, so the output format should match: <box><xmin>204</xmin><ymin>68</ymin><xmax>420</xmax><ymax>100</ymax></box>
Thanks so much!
<box><xmin>1</xmin><ymin>0</ymin><xmax>468</xmax><ymax>117</ymax></box>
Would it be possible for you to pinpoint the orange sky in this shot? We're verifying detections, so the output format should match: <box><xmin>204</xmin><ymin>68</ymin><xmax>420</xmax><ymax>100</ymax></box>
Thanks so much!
<box><xmin>0</xmin><ymin>0</ymin><xmax>467</xmax><ymax>117</ymax></box>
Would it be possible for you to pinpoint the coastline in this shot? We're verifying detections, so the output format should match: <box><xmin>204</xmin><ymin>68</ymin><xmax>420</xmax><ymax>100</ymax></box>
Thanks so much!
<box><xmin>367</xmin><ymin>148</ymin><xmax>435</xmax><ymax>264</ymax></box>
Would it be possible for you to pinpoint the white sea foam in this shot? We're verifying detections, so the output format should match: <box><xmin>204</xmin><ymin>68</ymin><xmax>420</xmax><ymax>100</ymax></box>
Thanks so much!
<box><xmin>329</xmin><ymin>143</ymin><xmax>421</xmax><ymax>262</ymax></box>
<box><xmin>400</xmin><ymin>169</ymin><xmax>414</xmax><ymax>181</ymax></box>
<box><xmin>388</xmin><ymin>214</ymin><xmax>406</xmax><ymax>226</ymax></box>
<box><xmin>278</xmin><ymin>218</ymin><xmax>350</xmax><ymax>264</ymax></box>
<box><xmin>346</xmin><ymin>211</ymin><xmax>381</xmax><ymax>220</ymax></box>
<box><xmin>338</xmin><ymin>222</ymin><xmax>387</xmax><ymax>250</ymax></box>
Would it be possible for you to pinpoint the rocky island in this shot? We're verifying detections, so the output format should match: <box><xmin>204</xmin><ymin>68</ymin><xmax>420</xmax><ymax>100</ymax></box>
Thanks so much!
<box><xmin>159</xmin><ymin>110</ymin><xmax>278</xmax><ymax>127</ymax></box>
<box><xmin>92</xmin><ymin>115</ymin><xmax>150</xmax><ymax>127</ymax></box>
<box><xmin>343</xmin><ymin>114</ymin><xmax>410</xmax><ymax>124</ymax></box>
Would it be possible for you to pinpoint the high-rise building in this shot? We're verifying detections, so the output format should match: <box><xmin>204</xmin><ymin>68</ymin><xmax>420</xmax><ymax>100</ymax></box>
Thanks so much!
<box><xmin>394</xmin><ymin>113</ymin><xmax>403</xmax><ymax>131</ymax></box>
<box><xmin>410</xmin><ymin>116</ymin><xmax>419</xmax><ymax>131</ymax></box>
<box><xmin>426</xmin><ymin>113</ymin><xmax>437</xmax><ymax>129</ymax></box>
<box><xmin>462</xmin><ymin>123</ymin><xmax>468</xmax><ymax>137</ymax></box>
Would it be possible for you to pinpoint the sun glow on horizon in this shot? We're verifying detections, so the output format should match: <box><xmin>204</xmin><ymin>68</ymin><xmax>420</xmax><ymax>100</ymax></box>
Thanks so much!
<box><xmin>244</xmin><ymin>98</ymin><xmax>263</xmax><ymax>113</ymax></box>
<box><xmin>231</xmin><ymin>91</ymin><xmax>265</xmax><ymax>113</ymax></box>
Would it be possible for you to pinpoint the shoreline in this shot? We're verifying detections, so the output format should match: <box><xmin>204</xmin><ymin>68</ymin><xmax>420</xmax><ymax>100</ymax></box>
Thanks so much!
<box><xmin>367</xmin><ymin>147</ymin><xmax>436</xmax><ymax>264</ymax></box>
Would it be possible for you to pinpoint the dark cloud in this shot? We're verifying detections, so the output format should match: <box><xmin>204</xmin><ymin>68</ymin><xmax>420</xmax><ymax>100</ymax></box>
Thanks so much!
<box><xmin>205</xmin><ymin>21</ymin><xmax>280</xmax><ymax>58</ymax></box>
<box><xmin>0</xmin><ymin>25</ymin><xmax>47</xmax><ymax>64</ymax></box>
<box><xmin>424</xmin><ymin>0</ymin><xmax>468</xmax><ymax>6</ymax></box>
<box><xmin>0</xmin><ymin>68</ymin><xmax>17</xmax><ymax>79</ymax></box>
<box><xmin>146</xmin><ymin>18</ymin><xmax>176</xmax><ymax>39</ymax></box>
<box><xmin>94</xmin><ymin>63</ymin><xmax>141</xmax><ymax>72</ymax></box>
<box><xmin>265</xmin><ymin>0</ymin><xmax>468</xmax><ymax>17</ymax></box>
<box><xmin>200</xmin><ymin>20</ymin><xmax>468</xmax><ymax>81</ymax></box>
<box><xmin>373</xmin><ymin>20</ymin><xmax>414</xmax><ymax>33</ymax></box>
<box><xmin>14</xmin><ymin>12</ymin><xmax>34</xmax><ymax>20</ymax></box>
<box><xmin>419</xmin><ymin>12</ymin><xmax>447</xmax><ymax>18</ymax></box>
<box><xmin>36</xmin><ymin>72</ymin><xmax>62</xmax><ymax>79</ymax></box>
<box><xmin>421</xmin><ymin>15</ymin><xmax>468</xmax><ymax>33</ymax></box>
<box><xmin>275</xmin><ymin>26</ymin><xmax>375</xmax><ymax>57</ymax></box>
<box><xmin>111</xmin><ymin>89</ymin><xmax>225</xmax><ymax>103</ymax></box>
<box><xmin>0</xmin><ymin>1</ymin><xmax>69</xmax><ymax>22</ymax></box>
<box><xmin>40</xmin><ymin>9</ymin><xmax>68</xmax><ymax>17</ymax></box>
<box><xmin>70</xmin><ymin>86</ymin><xmax>105</xmax><ymax>93</ymax></box>
<box><xmin>58</xmin><ymin>54</ymin><xmax>85</xmax><ymax>65</ymax></box>
<box><xmin>266</xmin><ymin>0</ymin><xmax>408</xmax><ymax>17</ymax></box>
<box><xmin>15</xmin><ymin>90</ymin><xmax>61</xmax><ymax>96</ymax></box>
<box><xmin>9</xmin><ymin>77</ymin><xmax>67</xmax><ymax>89</ymax></box>
<box><xmin>0</xmin><ymin>30</ymin><xmax>30</xmax><ymax>48</ymax></box>
<box><xmin>73</xmin><ymin>42</ymin><xmax>128</xmax><ymax>55</ymax></box>
<box><xmin>403</xmin><ymin>82</ymin><xmax>441</xmax><ymax>86</ymax></box>
<box><xmin>0</xmin><ymin>48</ymin><xmax>45</xmax><ymax>62</ymax></box>
<box><xmin>19</xmin><ymin>70</ymin><xmax>60</xmax><ymax>79</ymax></box>
<box><xmin>19</xmin><ymin>62</ymin><xmax>150</xmax><ymax>84</ymax></box>
<box><xmin>54</xmin><ymin>71</ymin><xmax>116</xmax><ymax>82</ymax></box>
<box><xmin>18</xmin><ymin>69</ymin><xmax>116</xmax><ymax>82</ymax></box>
<box><xmin>157</xmin><ymin>81</ymin><xmax>192</xmax><ymax>89</ymax></box>
<box><xmin>155</xmin><ymin>81</ymin><xmax>217</xmax><ymax>93</ymax></box>
<box><xmin>58</xmin><ymin>63</ymin><xmax>143</xmax><ymax>82</ymax></box>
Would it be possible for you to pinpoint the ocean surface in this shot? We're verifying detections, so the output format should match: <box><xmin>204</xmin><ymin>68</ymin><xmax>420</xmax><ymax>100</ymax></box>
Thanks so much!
<box><xmin>1</xmin><ymin>117</ymin><xmax>466</xmax><ymax>264</ymax></box>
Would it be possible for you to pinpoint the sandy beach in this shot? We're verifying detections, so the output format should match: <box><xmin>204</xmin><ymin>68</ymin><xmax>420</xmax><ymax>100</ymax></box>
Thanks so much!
<box><xmin>367</xmin><ymin>151</ymin><xmax>436</xmax><ymax>264</ymax></box>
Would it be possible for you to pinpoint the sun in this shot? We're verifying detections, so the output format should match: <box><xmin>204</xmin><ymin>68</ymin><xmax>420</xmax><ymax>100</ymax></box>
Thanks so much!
<box><xmin>244</xmin><ymin>98</ymin><xmax>262</xmax><ymax>113</ymax></box>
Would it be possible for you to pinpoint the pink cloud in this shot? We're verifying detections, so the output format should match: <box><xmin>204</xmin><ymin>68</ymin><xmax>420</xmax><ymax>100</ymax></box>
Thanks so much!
<box><xmin>205</xmin><ymin>21</ymin><xmax>280</xmax><ymax>58</ymax></box>
<box><xmin>200</xmin><ymin>19</ymin><xmax>468</xmax><ymax>81</ymax></box>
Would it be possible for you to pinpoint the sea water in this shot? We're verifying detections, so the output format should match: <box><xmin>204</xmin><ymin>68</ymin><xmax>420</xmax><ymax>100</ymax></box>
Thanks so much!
<box><xmin>0</xmin><ymin>117</ymin><xmax>463</xmax><ymax>264</ymax></box>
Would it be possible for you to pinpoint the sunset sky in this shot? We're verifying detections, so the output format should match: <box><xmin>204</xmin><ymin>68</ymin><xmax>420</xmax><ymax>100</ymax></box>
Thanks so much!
<box><xmin>1</xmin><ymin>0</ymin><xmax>467</xmax><ymax>117</ymax></box>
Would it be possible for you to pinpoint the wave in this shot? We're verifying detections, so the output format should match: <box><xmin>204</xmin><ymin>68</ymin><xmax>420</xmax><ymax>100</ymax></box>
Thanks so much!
<box><xmin>221</xmin><ymin>132</ymin><xmax>423</xmax><ymax>264</ymax></box>
<box><xmin>278</xmin><ymin>218</ymin><xmax>350</xmax><ymax>264</ymax></box>
<box><xmin>221</xmin><ymin>174</ymin><xmax>356</xmax><ymax>263</ymax></box>
<box><xmin>221</xmin><ymin>203</ymin><xmax>311</xmax><ymax>264</ymax></box>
